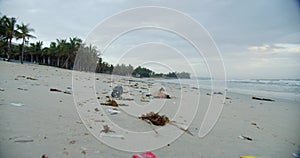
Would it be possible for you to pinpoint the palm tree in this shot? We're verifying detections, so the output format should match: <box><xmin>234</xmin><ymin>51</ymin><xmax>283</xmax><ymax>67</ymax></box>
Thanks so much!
<box><xmin>48</xmin><ymin>42</ymin><xmax>57</xmax><ymax>65</ymax></box>
<box><xmin>41</xmin><ymin>47</ymin><xmax>49</xmax><ymax>64</ymax></box>
<box><xmin>1</xmin><ymin>16</ymin><xmax>17</xmax><ymax>60</ymax></box>
<box><xmin>34</xmin><ymin>41</ymin><xmax>43</xmax><ymax>63</ymax></box>
<box><xmin>62</xmin><ymin>37</ymin><xmax>82</xmax><ymax>69</ymax></box>
<box><xmin>0</xmin><ymin>16</ymin><xmax>7</xmax><ymax>57</ymax></box>
<box><xmin>56</xmin><ymin>39</ymin><xmax>67</xmax><ymax>67</ymax></box>
<box><xmin>29</xmin><ymin>41</ymin><xmax>43</xmax><ymax>63</ymax></box>
<box><xmin>15</xmin><ymin>23</ymin><xmax>35</xmax><ymax>64</ymax></box>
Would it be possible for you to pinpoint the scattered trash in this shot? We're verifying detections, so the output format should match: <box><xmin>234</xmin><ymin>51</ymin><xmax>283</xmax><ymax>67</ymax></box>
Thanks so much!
<box><xmin>26</xmin><ymin>76</ymin><xmax>38</xmax><ymax>80</ymax></box>
<box><xmin>14</xmin><ymin>139</ymin><xmax>34</xmax><ymax>143</ymax></box>
<box><xmin>17</xmin><ymin>88</ymin><xmax>28</xmax><ymax>91</ymax></box>
<box><xmin>94</xmin><ymin>119</ymin><xmax>105</xmax><ymax>122</ymax></box>
<box><xmin>213</xmin><ymin>92</ymin><xmax>223</xmax><ymax>95</ymax></box>
<box><xmin>252</xmin><ymin>97</ymin><xmax>274</xmax><ymax>102</ymax></box>
<box><xmin>63</xmin><ymin>148</ymin><xmax>69</xmax><ymax>156</ymax></box>
<box><xmin>111</xmin><ymin>85</ymin><xmax>123</xmax><ymax>98</ymax></box>
<box><xmin>10</xmin><ymin>103</ymin><xmax>25</xmax><ymax>107</ymax></box>
<box><xmin>120</xmin><ymin>98</ymin><xmax>134</xmax><ymax>101</ymax></box>
<box><xmin>69</xmin><ymin>140</ymin><xmax>76</xmax><ymax>144</ymax></box>
<box><xmin>226</xmin><ymin>97</ymin><xmax>231</xmax><ymax>99</ymax></box>
<box><xmin>206</xmin><ymin>93</ymin><xmax>211</xmax><ymax>96</ymax></box>
<box><xmin>251</xmin><ymin>122</ymin><xmax>260</xmax><ymax>129</ymax></box>
<box><xmin>16</xmin><ymin>75</ymin><xmax>26</xmax><ymax>78</ymax></box>
<box><xmin>81</xmin><ymin>150</ymin><xmax>86</xmax><ymax>155</ymax></box>
<box><xmin>101</xmin><ymin>97</ymin><xmax>128</xmax><ymax>107</ymax></box>
<box><xmin>50</xmin><ymin>88</ymin><xmax>72</xmax><ymax>95</ymax></box>
<box><xmin>94</xmin><ymin>108</ymin><xmax>100</xmax><ymax>112</ymax></box>
<box><xmin>0</xmin><ymin>88</ymin><xmax>4</xmax><ymax>91</ymax></box>
<box><xmin>153</xmin><ymin>87</ymin><xmax>171</xmax><ymax>99</ymax></box>
<box><xmin>132</xmin><ymin>151</ymin><xmax>156</xmax><ymax>158</ymax></box>
<box><xmin>140</xmin><ymin>96</ymin><xmax>150</xmax><ymax>102</ymax></box>
<box><xmin>107</xmin><ymin>109</ymin><xmax>121</xmax><ymax>115</ymax></box>
<box><xmin>139</xmin><ymin>112</ymin><xmax>169</xmax><ymax>126</ymax></box>
<box><xmin>99</xmin><ymin>133</ymin><xmax>124</xmax><ymax>139</ymax></box>
<box><xmin>238</xmin><ymin>135</ymin><xmax>253</xmax><ymax>141</ymax></box>
<box><xmin>100</xmin><ymin>125</ymin><xmax>115</xmax><ymax>133</ymax></box>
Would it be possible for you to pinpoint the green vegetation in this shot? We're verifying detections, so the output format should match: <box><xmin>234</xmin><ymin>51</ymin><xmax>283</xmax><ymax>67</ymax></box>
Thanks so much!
<box><xmin>0</xmin><ymin>14</ymin><xmax>190</xmax><ymax>79</ymax></box>
<box><xmin>132</xmin><ymin>66</ymin><xmax>190</xmax><ymax>79</ymax></box>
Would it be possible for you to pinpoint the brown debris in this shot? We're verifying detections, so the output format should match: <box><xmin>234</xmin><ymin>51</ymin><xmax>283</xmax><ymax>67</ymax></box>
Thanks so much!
<box><xmin>63</xmin><ymin>148</ymin><xmax>69</xmax><ymax>156</ymax></box>
<box><xmin>252</xmin><ymin>97</ymin><xmax>274</xmax><ymax>102</ymax></box>
<box><xmin>239</xmin><ymin>135</ymin><xmax>253</xmax><ymax>141</ymax></box>
<box><xmin>100</xmin><ymin>125</ymin><xmax>115</xmax><ymax>133</ymax></box>
<box><xmin>14</xmin><ymin>139</ymin><xmax>34</xmax><ymax>143</ymax></box>
<box><xmin>41</xmin><ymin>154</ymin><xmax>48</xmax><ymax>158</ymax></box>
<box><xmin>69</xmin><ymin>140</ymin><xmax>76</xmax><ymax>144</ymax></box>
<box><xmin>26</xmin><ymin>76</ymin><xmax>38</xmax><ymax>80</ymax></box>
<box><xmin>139</xmin><ymin>112</ymin><xmax>169</xmax><ymax>126</ymax></box>
<box><xmin>17</xmin><ymin>88</ymin><xmax>28</xmax><ymax>91</ymax></box>
<box><xmin>50</xmin><ymin>88</ymin><xmax>72</xmax><ymax>95</ymax></box>
<box><xmin>100</xmin><ymin>97</ymin><xmax>128</xmax><ymax>107</ymax></box>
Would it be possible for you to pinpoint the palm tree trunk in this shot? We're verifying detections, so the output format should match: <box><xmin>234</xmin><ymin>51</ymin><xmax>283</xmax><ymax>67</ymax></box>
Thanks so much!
<box><xmin>30</xmin><ymin>54</ymin><xmax>33</xmax><ymax>63</ymax></box>
<box><xmin>21</xmin><ymin>38</ymin><xmax>25</xmax><ymax>64</ymax></box>
<box><xmin>57</xmin><ymin>57</ymin><xmax>60</xmax><ymax>67</ymax></box>
<box><xmin>62</xmin><ymin>56</ymin><xmax>69</xmax><ymax>69</ymax></box>
<box><xmin>47</xmin><ymin>56</ymin><xmax>51</xmax><ymax>65</ymax></box>
<box><xmin>7</xmin><ymin>38</ymin><xmax>12</xmax><ymax>61</ymax></box>
<box><xmin>36</xmin><ymin>55</ymin><xmax>39</xmax><ymax>63</ymax></box>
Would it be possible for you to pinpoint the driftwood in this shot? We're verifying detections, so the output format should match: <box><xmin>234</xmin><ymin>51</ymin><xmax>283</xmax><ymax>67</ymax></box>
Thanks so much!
<box><xmin>239</xmin><ymin>135</ymin><xmax>253</xmax><ymax>141</ymax></box>
<box><xmin>252</xmin><ymin>97</ymin><xmax>274</xmax><ymax>102</ymax></box>
<box><xmin>50</xmin><ymin>88</ymin><xmax>72</xmax><ymax>95</ymax></box>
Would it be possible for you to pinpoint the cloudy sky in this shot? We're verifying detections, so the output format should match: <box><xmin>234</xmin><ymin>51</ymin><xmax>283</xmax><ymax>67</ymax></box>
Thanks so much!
<box><xmin>1</xmin><ymin>0</ymin><xmax>299</xmax><ymax>79</ymax></box>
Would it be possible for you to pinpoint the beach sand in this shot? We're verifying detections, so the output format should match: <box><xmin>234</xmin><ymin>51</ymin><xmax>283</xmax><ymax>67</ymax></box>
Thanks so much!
<box><xmin>0</xmin><ymin>61</ymin><xmax>299</xmax><ymax>158</ymax></box>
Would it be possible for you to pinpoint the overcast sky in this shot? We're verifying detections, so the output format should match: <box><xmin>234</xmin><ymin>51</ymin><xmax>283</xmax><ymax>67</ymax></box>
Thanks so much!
<box><xmin>1</xmin><ymin>0</ymin><xmax>299</xmax><ymax>79</ymax></box>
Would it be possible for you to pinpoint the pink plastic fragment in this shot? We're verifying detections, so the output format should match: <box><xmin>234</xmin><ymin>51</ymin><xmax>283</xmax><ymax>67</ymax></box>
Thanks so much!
<box><xmin>132</xmin><ymin>151</ymin><xmax>156</xmax><ymax>158</ymax></box>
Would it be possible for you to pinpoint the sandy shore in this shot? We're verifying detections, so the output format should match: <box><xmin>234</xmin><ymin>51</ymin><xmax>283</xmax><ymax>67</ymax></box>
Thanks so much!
<box><xmin>0</xmin><ymin>61</ymin><xmax>299</xmax><ymax>158</ymax></box>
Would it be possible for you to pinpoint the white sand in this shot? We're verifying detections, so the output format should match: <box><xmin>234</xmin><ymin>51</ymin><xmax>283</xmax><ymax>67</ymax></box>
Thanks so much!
<box><xmin>0</xmin><ymin>61</ymin><xmax>299</xmax><ymax>158</ymax></box>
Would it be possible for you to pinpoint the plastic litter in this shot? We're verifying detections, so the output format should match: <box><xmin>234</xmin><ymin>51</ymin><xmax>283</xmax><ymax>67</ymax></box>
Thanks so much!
<box><xmin>99</xmin><ymin>133</ymin><xmax>124</xmax><ymax>139</ymax></box>
<box><xmin>107</xmin><ymin>109</ymin><xmax>121</xmax><ymax>115</ymax></box>
<box><xmin>10</xmin><ymin>103</ymin><xmax>25</xmax><ymax>107</ymax></box>
<box><xmin>132</xmin><ymin>151</ymin><xmax>156</xmax><ymax>158</ymax></box>
<box><xmin>238</xmin><ymin>135</ymin><xmax>253</xmax><ymax>141</ymax></box>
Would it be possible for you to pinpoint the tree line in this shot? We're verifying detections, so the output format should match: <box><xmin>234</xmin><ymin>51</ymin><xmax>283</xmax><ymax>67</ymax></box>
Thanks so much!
<box><xmin>0</xmin><ymin>14</ymin><xmax>190</xmax><ymax>79</ymax></box>
<box><xmin>0</xmin><ymin>14</ymin><xmax>113</xmax><ymax>72</ymax></box>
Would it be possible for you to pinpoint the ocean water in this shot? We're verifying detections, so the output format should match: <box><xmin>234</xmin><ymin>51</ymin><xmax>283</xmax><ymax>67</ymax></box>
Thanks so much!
<box><xmin>157</xmin><ymin>78</ymin><xmax>300</xmax><ymax>102</ymax></box>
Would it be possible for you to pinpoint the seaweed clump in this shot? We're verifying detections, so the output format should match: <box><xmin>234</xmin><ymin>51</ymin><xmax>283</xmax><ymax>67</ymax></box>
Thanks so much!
<box><xmin>139</xmin><ymin>112</ymin><xmax>169</xmax><ymax>126</ymax></box>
